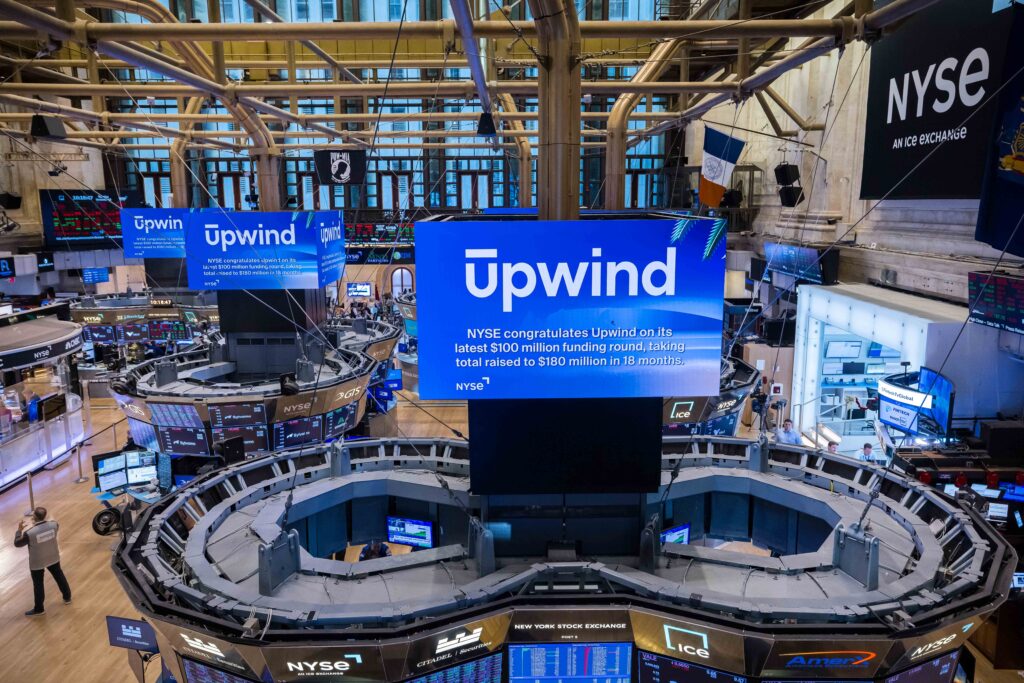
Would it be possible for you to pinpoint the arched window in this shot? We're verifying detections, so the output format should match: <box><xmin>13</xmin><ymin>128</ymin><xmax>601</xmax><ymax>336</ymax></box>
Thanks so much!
<box><xmin>391</xmin><ymin>267</ymin><xmax>413</xmax><ymax>295</ymax></box>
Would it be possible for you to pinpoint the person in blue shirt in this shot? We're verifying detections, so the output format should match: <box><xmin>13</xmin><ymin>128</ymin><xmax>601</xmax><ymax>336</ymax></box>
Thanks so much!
<box><xmin>774</xmin><ymin>418</ymin><xmax>802</xmax><ymax>445</ymax></box>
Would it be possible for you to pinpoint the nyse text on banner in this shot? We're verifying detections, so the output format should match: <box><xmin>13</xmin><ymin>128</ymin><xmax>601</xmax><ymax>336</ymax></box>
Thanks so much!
<box><xmin>415</xmin><ymin>219</ymin><xmax>726</xmax><ymax>399</ymax></box>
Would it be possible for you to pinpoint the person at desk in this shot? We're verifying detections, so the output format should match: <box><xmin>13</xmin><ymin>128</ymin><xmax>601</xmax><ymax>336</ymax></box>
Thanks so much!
<box><xmin>359</xmin><ymin>539</ymin><xmax>392</xmax><ymax>561</ymax></box>
<box><xmin>15</xmin><ymin>507</ymin><xmax>72</xmax><ymax>616</ymax></box>
<box><xmin>774</xmin><ymin>419</ymin><xmax>802</xmax><ymax>445</ymax></box>
<box><xmin>859</xmin><ymin>443</ymin><xmax>879</xmax><ymax>463</ymax></box>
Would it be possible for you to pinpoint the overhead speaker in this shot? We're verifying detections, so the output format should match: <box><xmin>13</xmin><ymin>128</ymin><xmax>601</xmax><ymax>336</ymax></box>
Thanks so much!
<box><xmin>774</xmin><ymin>162</ymin><xmax>800</xmax><ymax>186</ymax></box>
<box><xmin>0</xmin><ymin>193</ymin><xmax>21</xmax><ymax>210</ymax></box>
<box><xmin>720</xmin><ymin>189</ymin><xmax>743</xmax><ymax>208</ymax></box>
<box><xmin>477</xmin><ymin>112</ymin><xmax>497</xmax><ymax>137</ymax></box>
<box><xmin>30</xmin><ymin>114</ymin><xmax>67</xmax><ymax>139</ymax></box>
<box><xmin>779</xmin><ymin>186</ymin><xmax>805</xmax><ymax>207</ymax></box>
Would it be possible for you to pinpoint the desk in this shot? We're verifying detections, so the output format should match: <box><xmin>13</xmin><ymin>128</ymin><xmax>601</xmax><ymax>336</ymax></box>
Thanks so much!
<box><xmin>342</xmin><ymin>542</ymin><xmax>412</xmax><ymax>562</ymax></box>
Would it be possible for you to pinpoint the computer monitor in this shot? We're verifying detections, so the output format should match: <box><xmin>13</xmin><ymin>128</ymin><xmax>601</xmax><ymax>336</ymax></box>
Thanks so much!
<box><xmin>825</xmin><ymin>340</ymin><xmax>862</xmax><ymax>358</ymax></box>
<box><xmin>127</xmin><ymin>465</ymin><xmax>157</xmax><ymax>485</ymax></box>
<box><xmin>986</xmin><ymin>503</ymin><xmax>1009</xmax><ymax>521</ymax></box>
<box><xmin>508</xmin><ymin>643</ymin><xmax>631</xmax><ymax>683</ymax></box>
<box><xmin>346</xmin><ymin>281</ymin><xmax>373</xmax><ymax>297</ymax></box>
<box><xmin>660</xmin><ymin>523</ymin><xmax>690</xmax><ymax>544</ymax></box>
<box><xmin>98</xmin><ymin>469</ymin><xmax>128</xmax><ymax>492</ymax></box>
<box><xmin>821</xmin><ymin>362</ymin><xmax>844</xmax><ymax>375</ymax></box>
<box><xmin>387</xmin><ymin>516</ymin><xmax>433</xmax><ymax>548</ymax></box>
<box><xmin>96</xmin><ymin>453</ymin><xmax>126</xmax><ymax>475</ymax></box>
<box><xmin>1011</xmin><ymin>572</ymin><xmax>1024</xmax><ymax>590</ymax></box>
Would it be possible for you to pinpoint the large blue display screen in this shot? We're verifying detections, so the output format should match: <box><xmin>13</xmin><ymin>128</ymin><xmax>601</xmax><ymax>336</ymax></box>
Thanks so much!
<box><xmin>416</xmin><ymin>219</ymin><xmax>725</xmax><ymax>399</ymax></box>
<box><xmin>185</xmin><ymin>211</ymin><xmax>345</xmax><ymax>290</ymax></box>
<box><xmin>407</xmin><ymin>652</ymin><xmax>503</xmax><ymax>683</ymax></box>
<box><xmin>918</xmin><ymin>367</ymin><xmax>954</xmax><ymax>434</ymax></box>
<box><xmin>121</xmin><ymin>208</ymin><xmax>189</xmax><ymax>257</ymax></box>
<box><xmin>509</xmin><ymin>643</ymin><xmax>632</xmax><ymax>683</ymax></box>
<box><xmin>638</xmin><ymin>650</ymin><xmax>746</xmax><ymax>683</ymax></box>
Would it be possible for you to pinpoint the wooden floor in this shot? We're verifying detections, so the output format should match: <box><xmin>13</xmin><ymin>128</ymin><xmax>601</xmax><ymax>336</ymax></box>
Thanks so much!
<box><xmin>0</xmin><ymin>399</ymin><xmax>1018</xmax><ymax>683</ymax></box>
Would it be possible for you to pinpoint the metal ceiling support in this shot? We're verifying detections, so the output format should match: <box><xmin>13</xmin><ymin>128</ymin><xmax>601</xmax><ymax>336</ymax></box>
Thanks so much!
<box><xmin>863</xmin><ymin>0</ymin><xmax>943</xmax><ymax>34</ymax></box>
<box><xmin>496</xmin><ymin>93</ymin><xmax>532</xmax><ymax>207</ymax></box>
<box><xmin>527</xmin><ymin>0</ymin><xmax>581</xmax><ymax>220</ymax></box>
<box><xmin>754</xmin><ymin>91</ymin><xmax>796</xmax><ymax>138</ymax></box>
<box><xmin>0</xmin><ymin>80</ymin><xmax>738</xmax><ymax>97</ymax></box>
<box><xmin>0</xmin><ymin>111</ymin><xmax>681</xmax><ymax>123</ymax></box>
<box><xmin>630</xmin><ymin>36</ymin><xmax>837</xmax><ymax>146</ymax></box>
<box><xmin>0</xmin><ymin>54</ymin><xmax>87</xmax><ymax>84</ymax></box>
<box><xmin>605</xmin><ymin>38</ymin><xmax>683</xmax><ymax>210</ymax></box>
<box><xmin>736</xmin><ymin>0</ymin><xmax>752</xmax><ymax>79</ymax></box>
<box><xmin>240</xmin><ymin>0</ymin><xmax>363</xmax><ymax>84</ymax></box>
<box><xmin>207</xmin><ymin>0</ymin><xmax>227</xmax><ymax>84</ymax></box>
<box><xmin>763</xmin><ymin>86</ymin><xmax>825</xmax><ymax>132</ymax></box>
<box><xmin>449</xmin><ymin>0</ymin><xmax>492</xmax><ymax>114</ymax></box>
<box><xmin>0</xmin><ymin>93</ymin><xmax>238</xmax><ymax>150</ymax></box>
<box><xmin>170</xmin><ymin>96</ymin><xmax>205</xmax><ymax>208</ymax></box>
<box><xmin>0</xmin><ymin>18</ymin><xmax>856</xmax><ymax>41</ymax></box>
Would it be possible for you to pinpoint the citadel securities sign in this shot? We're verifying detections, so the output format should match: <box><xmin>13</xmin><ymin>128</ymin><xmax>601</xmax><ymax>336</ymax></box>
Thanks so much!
<box><xmin>415</xmin><ymin>218</ymin><xmax>726</xmax><ymax>399</ymax></box>
<box><xmin>861</xmin><ymin>0</ymin><xmax>1017</xmax><ymax>199</ymax></box>
<box><xmin>185</xmin><ymin>211</ymin><xmax>345</xmax><ymax>290</ymax></box>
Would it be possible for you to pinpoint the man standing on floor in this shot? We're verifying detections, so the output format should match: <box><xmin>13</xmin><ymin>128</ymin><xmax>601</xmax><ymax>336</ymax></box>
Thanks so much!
<box><xmin>15</xmin><ymin>506</ymin><xmax>72</xmax><ymax>616</ymax></box>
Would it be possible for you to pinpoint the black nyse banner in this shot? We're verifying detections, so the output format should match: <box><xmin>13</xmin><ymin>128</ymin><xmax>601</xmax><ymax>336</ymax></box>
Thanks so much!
<box><xmin>314</xmin><ymin>149</ymin><xmax>367</xmax><ymax>185</ymax></box>
<box><xmin>861</xmin><ymin>0</ymin><xmax>1016</xmax><ymax>199</ymax></box>
<box><xmin>975</xmin><ymin>5</ymin><xmax>1024</xmax><ymax>257</ymax></box>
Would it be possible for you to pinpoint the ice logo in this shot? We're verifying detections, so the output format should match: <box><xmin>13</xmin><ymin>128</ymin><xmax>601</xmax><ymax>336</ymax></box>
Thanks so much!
<box><xmin>464</xmin><ymin>247</ymin><xmax>677</xmax><ymax>312</ymax></box>
<box><xmin>203</xmin><ymin>221</ymin><xmax>296</xmax><ymax>253</ymax></box>
<box><xmin>133</xmin><ymin>214</ymin><xmax>183</xmax><ymax>234</ymax></box>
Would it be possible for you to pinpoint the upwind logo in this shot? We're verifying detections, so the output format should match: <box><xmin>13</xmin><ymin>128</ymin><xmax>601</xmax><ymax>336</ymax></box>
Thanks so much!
<box><xmin>203</xmin><ymin>221</ymin><xmax>296</xmax><ymax>252</ymax></box>
<box><xmin>782</xmin><ymin>651</ymin><xmax>876</xmax><ymax>669</ymax></box>
<box><xmin>435</xmin><ymin>627</ymin><xmax>482</xmax><ymax>654</ymax></box>
<box><xmin>465</xmin><ymin>247</ymin><xmax>677</xmax><ymax>312</ymax></box>
<box><xmin>663</xmin><ymin>625</ymin><xmax>710</xmax><ymax>659</ymax></box>
<box><xmin>133</xmin><ymin>214</ymin><xmax>183</xmax><ymax>234</ymax></box>
<box><xmin>181</xmin><ymin>634</ymin><xmax>224</xmax><ymax>657</ymax></box>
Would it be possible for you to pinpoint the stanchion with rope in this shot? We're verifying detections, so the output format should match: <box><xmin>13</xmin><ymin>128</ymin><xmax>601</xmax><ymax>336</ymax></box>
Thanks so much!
<box><xmin>23</xmin><ymin>471</ymin><xmax>35</xmax><ymax>516</ymax></box>
<box><xmin>73</xmin><ymin>445</ymin><xmax>89</xmax><ymax>484</ymax></box>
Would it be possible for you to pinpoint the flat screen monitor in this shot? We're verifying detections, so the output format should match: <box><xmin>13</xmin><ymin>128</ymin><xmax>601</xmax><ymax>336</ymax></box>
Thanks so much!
<box><xmin>324</xmin><ymin>404</ymin><xmax>358</xmax><ymax>438</ymax></box>
<box><xmin>763</xmin><ymin>242</ymin><xmax>824</xmax><ymax>283</ymax></box>
<box><xmin>406</xmin><ymin>652</ymin><xmax>503</xmax><ymax>683</ymax></box>
<box><xmin>638</xmin><ymin>651</ymin><xmax>747</xmax><ymax>683</ymax></box>
<box><xmin>387</xmin><ymin>516</ymin><xmax>433</xmax><ymax>548</ymax></box>
<box><xmin>970</xmin><ymin>484</ymin><xmax>1002</xmax><ymax>499</ymax></box>
<box><xmin>1000</xmin><ymin>484</ymin><xmax>1024</xmax><ymax>502</ymax></box>
<box><xmin>174</xmin><ymin>474</ymin><xmax>196</xmax><ymax>488</ymax></box>
<box><xmin>36</xmin><ymin>252</ymin><xmax>55</xmax><ymax>273</ymax></box>
<box><xmin>943</xmin><ymin>484</ymin><xmax>959</xmax><ymax>497</ymax></box>
<box><xmin>82</xmin><ymin>267</ymin><xmax>109</xmax><ymax>284</ymax></box>
<box><xmin>821</xmin><ymin>362</ymin><xmax>844</xmax><ymax>375</ymax></box>
<box><xmin>0</xmin><ymin>257</ymin><xmax>15</xmax><ymax>278</ymax></box>
<box><xmin>148</xmin><ymin>402</ymin><xmax>204</xmax><ymax>428</ymax></box>
<box><xmin>986</xmin><ymin>503</ymin><xmax>1009</xmax><ymax>521</ymax></box>
<box><xmin>660</xmin><ymin>523</ymin><xmax>690</xmax><ymax>544</ymax></box>
<box><xmin>98</xmin><ymin>469</ymin><xmax>128</xmax><ymax>492</ymax></box>
<box><xmin>211</xmin><ymin>426</ymin><xmax>268</xmax><ymax>454</ymax></box>
<box><xmin>1011</xmin><ymin>572</ymin><xmax>1024</xmax><ymax>590</ymax></box>
<box><xmin>825</xmin><ymin>340</ymin><xmax>862</xmax><ymax>358</ymax></box>
<box><xmin>470</xmin><ymin>398</ymin><xmax>661</xmax><ymax>494</ymax></box>
<box><xmin>867</xmin><ymin>363</ymin><xmax>888</xmax><ymax>375</ymax></box>
<box><xmin>868</xmin><ymin>341</ymin><xmax>902</xmax><ymax>358</ymax></box>
<box><xmin>968</xmin><ymin>271</ymin><xmax>1024</xmax><ymax>334</ymax></box>
<box><xmin>346</xmin><ymin>281</ymin><xmax>373</xmax><ymax>297</ymax></box>
<box><xmin>87</xmin><ymin>325</ymin><xmax>116</xmax><ymax>345</ymax></box>
<box><xmin>885</xmin><ymin>649</ymin><xmax>961</xmax><ymax>683</ymax></box>
<box><xmin>208</xmin><ymin>402</ymin><xmax>266</xmax><ymax>429</ymax></box>
<box><xmin>127</xmin><ymin>465</ymin><xmax>157</xmax><ymax>485</ymax></box>
<box><xmin>40</xmin><ymin>188</ymin><xmax>140</xmax><ymax>248</ymax></box>
<box><xmin>843</xmin><ymin>362</ymin><xmax>866</xmax><ymax>374</ymax></box>
<box><xmin>96</xmin><ymin>453</ymin><xmax>126</xmax><ymax>475</ymax></box>
<box><xmin>271</xmin><ymin>415</ymin><xmax>322</xmax><ymax>450</ymax></box>
<box><xmin>919</xmin><ymin>366</ymin><xmax>954</xmax><ymax>435</ymax></box>
<box><xmin>121</xmin><ymin>323</ymin><xmax>149</xmax><ymax>341</ymax></box>
<box><xmin>509</xmin><ymin>643</ymin><xmax>632</xmax><ymax>683</ymax></box>
<box><xmin>127</xmin><ymin>417</ymin><xmax>159</xmax><ymax>451</ymax></box>
<box><xmin>105</xmin><ymin>615</ymin><xmax>158</xmax><ymax>652</ymax></box>
<box><xmin>125</xmin><ymin>451</ymin><xmax>156</xmax><ymax>469</ymax></box>
<box><xmin>157</xmin><ymin>426</ymin><xmax>210</xmax><ymax>456</ymax></box>
<box><xmin>180</xmin><ymin>657</ymin><xmax>257</xmax><ymax>683</ymax></box>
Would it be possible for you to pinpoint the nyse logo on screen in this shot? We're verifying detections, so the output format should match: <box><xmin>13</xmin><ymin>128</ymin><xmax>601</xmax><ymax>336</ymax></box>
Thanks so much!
<box><xmin>465</xmin><ymin>247</ymin><xmax>677</xmax><ymax>312</ymax></box>
<box><xmin>285</xmin><ymin>654</ymin><xmax>362</xmax><ymax>674</ymax></box>
<box><xmin>909</xmin><ymin>634</ymin><xmax>958</xmax><ymax>660</ymax></box>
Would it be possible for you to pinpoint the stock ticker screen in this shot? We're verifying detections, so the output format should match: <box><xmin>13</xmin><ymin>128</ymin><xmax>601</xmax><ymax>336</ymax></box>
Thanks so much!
<box><xmin>509</xmin><ymin>643</ymin><xmax>632</xmax><ymax>683</ymax></box>
<box><xmin>968</xmin><ymin>271</ymin><xmax>1024</xmax><ymax>335</ymax></box>
<box><xmin>885</xmin><ymin>651</ymin><xmax>961</xmax><ymax>683</ymax></box>
<box><xmin>40</xmin><ymin>188</ymin><xmax>139</xmax><ymax>246</ymax></box>
<box><xmin>346</xmin><ymin>222</ymin><xmax>414</xmax><ymax>245</ymax></box>
<box><xmin>638</xmin><ymin>651</ymin><xmax>746</xmax><ymax>683</ymax></box>
<box><xmin>208</xmin><ymin>402</ymin><xmax>267</xmax><ymax>429</ymax></box>
<box><xmin>148</xmin><ymin>402</ymin><xmax>205</xmax><ymax>429</ymax></box>
<box><xmin>407</xmin><ymin>653</ymin><xmax>503</xmax><ymax>683</ymax></box>
<box><xmin>180</xmin><ymin>657</ymin><xmax>256</xmax><ymax>683</ymax></box>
